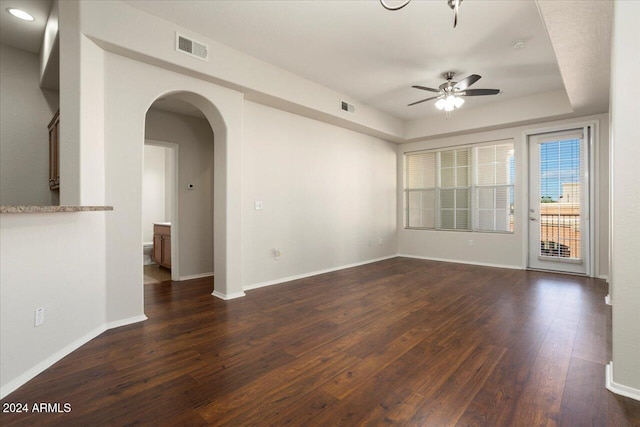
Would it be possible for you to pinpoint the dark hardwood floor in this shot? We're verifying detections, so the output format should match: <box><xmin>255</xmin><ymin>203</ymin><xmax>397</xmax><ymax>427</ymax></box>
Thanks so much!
<box><xmin>144</xmin><ymin>264</ymin><xmax>172</xmax><ymax>285</ymax></box>
<box><xmin>2</xmin><ymin>257</ymin><xmax>639</xmax><ymax>426</ymax></box>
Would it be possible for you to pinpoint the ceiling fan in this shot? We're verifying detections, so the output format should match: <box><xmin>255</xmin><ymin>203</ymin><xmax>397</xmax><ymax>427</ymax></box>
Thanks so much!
<box><xmin>408</xmin><ymin>72</ymin><xmax>501</xmax><ymax>111</ymax></box>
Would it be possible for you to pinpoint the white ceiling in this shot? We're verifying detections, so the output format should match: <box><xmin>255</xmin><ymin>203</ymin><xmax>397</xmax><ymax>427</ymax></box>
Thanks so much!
<box><xmin>0</xmin><ymin>0</ymin><xmax>611</xmax><ymax>125</ymax></box>
<box><xmin>0</xmin><ymin>0</ymin><xmax>51</xmax><ymax>53</ymax></box>
<box><xmin>125</xmin><ymin>0</ymin><xmax>565</xmax><ymax>121</ymax></box>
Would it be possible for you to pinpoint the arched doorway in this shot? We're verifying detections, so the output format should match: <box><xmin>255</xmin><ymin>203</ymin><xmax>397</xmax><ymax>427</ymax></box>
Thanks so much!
<box><xmin>103</xmin><ymin>61</ymin><xmax>245</xmax><ymax>326</ymax></box>
<box><xmin>139</xmin><ymin>90</ymin><xmax>242</xmax><ymax>300</ymax></box>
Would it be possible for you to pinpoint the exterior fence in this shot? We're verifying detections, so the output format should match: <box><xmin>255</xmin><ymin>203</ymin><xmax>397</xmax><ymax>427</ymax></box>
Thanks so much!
<box><xmin>539</xmin><ymin>213</ymin><xmax>580</xmax><ymax>259</ymax></box>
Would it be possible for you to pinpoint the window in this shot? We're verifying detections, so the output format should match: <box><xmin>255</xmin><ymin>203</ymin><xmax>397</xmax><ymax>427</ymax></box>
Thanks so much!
<box><xmin>474</xmin><ymin>144</ymin><xmax>514</xmax><ymax>232</ymax></box>
<box><xmin>405</xmin><ymin>141</ymin><xmax>514</xmax><ymax>233</ymax></box>
<box><xmin>406</xmin><ymin>152</ymin><xmax>436</xmax><ymax>228</ymax></box>
<box><xmin>439</xmin><ymin>148</ymin><xmax>470</xmax><ymax>230</ymax></box>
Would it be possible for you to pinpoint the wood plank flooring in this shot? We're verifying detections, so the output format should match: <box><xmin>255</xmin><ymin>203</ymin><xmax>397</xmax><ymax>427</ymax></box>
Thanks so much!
<box><xmin>2</xmin><ymin>257</ymin><xmax>639</xmax><ymax>426</ymax></box>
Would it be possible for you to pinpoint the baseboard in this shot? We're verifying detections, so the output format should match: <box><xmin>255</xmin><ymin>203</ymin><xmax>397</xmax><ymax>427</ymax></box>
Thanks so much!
<box><xmin>0</xmin><ymin>323</ymin><xmax>107</xmax><ymax>400</ymax></box>
<box><xmin>243</xmin><ymin>255</ymin><xmax>398</xmax><ymax>292</ymax></box>
<box><xmin>106</xmin><ymin>314</ymin><xmax>148</xmax><ymax>330</ymax></box>
<box><xmin>605</xmin><ymin>294</ymin><xmax>612</xmax><ymax>306</ymax></box>
<box><xmin>606</xmin><ymin>362</ymin><xmax>640</xmax><ymax>401</ymax></box>
<box><xmin>212</xmin><ymin>290</ymin><xmax>246</xmax><ymax>300</ymax></box>
<box><xmin>598</xmin><ymin>275</ymin><xmax>609</xmax><ymax>282</ymax></box>
<box><xmin>397</xmin><ymin>254</ymin><xmax>522</xmax><ymax>271</ymax></box>
<box><xmin>0</xmin><ymin>313</ymin><xmax>149</xmax><ymax>400</ymax></box>
<box><xmin>179</xmin><ymin>272</ymin><xmax>214</xmax><ymax>281</ymax></box>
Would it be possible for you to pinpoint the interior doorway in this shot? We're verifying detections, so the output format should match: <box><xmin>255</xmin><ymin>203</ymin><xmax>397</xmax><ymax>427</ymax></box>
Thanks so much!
<box><xmin>527</xmin><ymin>127</ymin><xmax>593</xmax><ymax>275</ymax></box>
<box><xmin>142</xmin><ymin>94</ymin><xmax>217</xmax><ymax>292</ymax></box>
<box><xmin>143</xmin><ymin>140</ymin><xmax>179</xmax><ymax>283</ymax></box>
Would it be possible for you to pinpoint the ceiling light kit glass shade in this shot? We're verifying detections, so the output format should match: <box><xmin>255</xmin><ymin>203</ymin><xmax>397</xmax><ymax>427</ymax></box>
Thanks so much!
<box><xmin>6</xmin><ymin>8</ymin><xmax>35</xmax><ymax>21</ymax></box>
<box><xmin>435</xmin><ymin>95</ymin><xmax>465</xmax><ymax>111</ymax></box>
<box><xmin>379</xmin><ymin>0</ymin><xmax>463</xmax><ymax>28</ymax></box>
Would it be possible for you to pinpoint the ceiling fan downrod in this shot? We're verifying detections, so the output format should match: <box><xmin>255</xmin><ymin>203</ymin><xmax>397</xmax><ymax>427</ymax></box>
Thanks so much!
<box><xmin>379</xmin><ymin>0</ymin><xmax>463</xmax><ymax>28</ymax></box>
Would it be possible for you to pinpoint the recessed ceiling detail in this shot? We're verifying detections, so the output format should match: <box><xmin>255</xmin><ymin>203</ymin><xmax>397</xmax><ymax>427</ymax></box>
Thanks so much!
<box><xmin>125</xmin><ymin>1</ymin><xmax>565</xmax><ymax>121</ymax></box>
<box><xmin>6</xmin><ymin>8</ymin><xmax>34</xmax><ymax>21</ymax></box>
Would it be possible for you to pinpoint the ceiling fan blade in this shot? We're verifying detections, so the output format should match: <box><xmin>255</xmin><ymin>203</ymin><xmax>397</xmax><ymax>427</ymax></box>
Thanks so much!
<box><xmin>454</xmin><ymin>0</ymin><xmax>459</xmax><ymax>28</ymax></box>
<box><xmin>461</xmin><ymin>89</ymin><xmax>500</xmax><ymax>96</ymax></box>
<box><xmin>412</xmin><ymin>85</ymin><xmax>441</xmax><ymax>93</ymax></box>
<box><xmin>408</xmin><ymin>95</ymin><xmax>441</xmax><ymax>106</ymax></box>
<box><xmin>454</xmin><ymin>74</ymin><xmax>481</xmax><ymax>91</ymax></box>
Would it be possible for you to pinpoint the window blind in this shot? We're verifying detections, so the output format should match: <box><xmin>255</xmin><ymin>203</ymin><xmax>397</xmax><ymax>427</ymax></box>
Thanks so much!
<box><xmin>405</xmin><ymin>140</ymin><xmax>515</xmax><ymax>233</ymax></box>
<box><xmin>406</xmin><ymin>152</ymin><xmax>436</xmax><ymax>228</ymax></box>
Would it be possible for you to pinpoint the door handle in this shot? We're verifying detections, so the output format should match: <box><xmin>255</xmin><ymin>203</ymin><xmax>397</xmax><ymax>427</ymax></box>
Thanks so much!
<box><xmin>529</xmin><ymin>217</ymin><xmax>537</xmax><ymax>221</ymax></box>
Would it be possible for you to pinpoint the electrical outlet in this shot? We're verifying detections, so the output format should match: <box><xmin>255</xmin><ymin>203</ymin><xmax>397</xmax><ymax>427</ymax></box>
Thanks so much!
<box><xmin>468</xmin><ymin>240</ymin><xmax>474</xmax><ymax>246</ymax></box>
<box><xmin>34</xmin><ymin>307</ymin><xmax>45</xmax><ymax>327</ymax></box>
<box><xmin>272</xmin><ymin>248</ymin><xmax>281</xmax><ymax>260</ymax></box>
<box><xmin>368</xmin><ymin>240</ymin><xmax>373</xmax><ymax>247</ymax></box>
<box><xmin>255</xmin><ymin>201</ymin><xmax>263</xmax><ymax>210</ymax></box>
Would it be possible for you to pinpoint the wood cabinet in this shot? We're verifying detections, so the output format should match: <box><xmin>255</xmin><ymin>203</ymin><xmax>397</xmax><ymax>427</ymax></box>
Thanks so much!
<box><xmin>152</xmin><ymin>224</ymin><xmax>171</xmax><ymax>269</ymax></box>
<box><xmin>48</xmin><ymin>109</ymin><xmax>60</xmax><ymax>190</ymax></box>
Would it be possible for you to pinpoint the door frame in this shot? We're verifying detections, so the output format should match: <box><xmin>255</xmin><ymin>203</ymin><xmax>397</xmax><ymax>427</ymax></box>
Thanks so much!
<box><xmin>145</xmin><ymin>139</ymin><xmax>180</xmax><ymax>282</ymax></box>
<box><xmin>521</xmin><ymin>120</ymin><xmax>598</xmax><ymax>277</ymax></box>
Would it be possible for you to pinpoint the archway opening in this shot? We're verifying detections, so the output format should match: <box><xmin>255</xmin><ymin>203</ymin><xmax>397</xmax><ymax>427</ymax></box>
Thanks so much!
<box><xmin>142</xmin><ymin>92</ymin><xmax>222</xmax><ymax>298</ymax></box>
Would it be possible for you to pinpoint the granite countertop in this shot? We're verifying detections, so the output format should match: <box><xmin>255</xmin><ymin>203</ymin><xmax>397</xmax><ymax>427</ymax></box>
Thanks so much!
<box><xmin>0</xmin><ymin>206</ymin><xmax>114</xmax><ymax>213</ymax></box>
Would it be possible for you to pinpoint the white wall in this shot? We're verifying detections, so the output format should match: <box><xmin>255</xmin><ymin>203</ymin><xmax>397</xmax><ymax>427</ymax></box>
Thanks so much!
<box><xmin>0</xmin><ymin>44</ymin><xmax>59</xmax><ymax>206</ymax></box>
<box><xmin>78</xmin><ymin>0</ymin><xmax>405</xmax><ymax>142</ymax></box>
<box><xmin>145</xmin><ymin>109</ymin><xmax>214</xmax><ymax>277</ymax></box>
<box><xmin>0</xmin><ymin>212</ymin><xmax>107</xmax><ymax>398</ymax></box>
<box><xmin>242</xmin><ymin>101</ymin><xmax>397</xmax><ymax>287</ymax></box>
<box><xmin>609</xmin><ymin>0</ymin><xmax>640</xmax><ymax>397</ymax></box>
<box><xmin>142</xmin><ymin>145</ymin><xmax>168</xmax><ymax>243</ymax></box>
<box><xmin>398</xmin><ymin>113</ymin><xmax>609</xmax><ymax>277</ymax></box>
<box><xmin>101</xmin><ymin>51</ymin><xmax>244</xmax><ymax>324</ymax></box>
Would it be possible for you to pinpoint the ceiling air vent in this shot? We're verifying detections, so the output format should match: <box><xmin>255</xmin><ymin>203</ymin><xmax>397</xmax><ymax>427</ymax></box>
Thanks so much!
<box><xmin>341</xmin><ymin>101</ymin><xmax>355</xmax><ymax>113</ymax></box>
<box><xmin>176</xmin><ymin>33</ymin><xmax>209</xmax><ymax>61</ymax></box>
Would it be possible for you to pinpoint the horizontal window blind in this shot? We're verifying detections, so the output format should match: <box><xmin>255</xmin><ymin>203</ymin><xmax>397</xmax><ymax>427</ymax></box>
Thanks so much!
<box><xmin>439</xmin><ymin>148</ymin><xmax>470</xmax><ymax>231</ymax></box>
<box><xmin>405</xmin><ymin>141</ymin><xmax>514</xmax><ymax>233</ymax></box>
<box><xmin>474</xmin><ymin>143</ymin><xmax>514</xmax><ymax>232</ymax></box>
<box><xmin>406</xmin><ymin>152</ymin><xmax>436</xmax><ymax>228</ymax></box>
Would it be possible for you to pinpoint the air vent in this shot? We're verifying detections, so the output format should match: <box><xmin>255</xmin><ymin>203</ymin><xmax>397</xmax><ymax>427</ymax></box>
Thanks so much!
<box><xmin>176</xmin><ymin>33</ymin><xmax>209</xmax><ymax>61</ymax></box>
<box><xmin>341</xmin><ymin>101</ymin><xmax>355</xmax><ymax>113</ymax></box>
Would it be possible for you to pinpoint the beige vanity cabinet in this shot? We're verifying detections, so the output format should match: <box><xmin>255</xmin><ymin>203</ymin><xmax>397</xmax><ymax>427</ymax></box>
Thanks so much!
<box><xmin>152</xmin><ymin>224</ymin><xmax>171</xmax><ymax>269</ymax></box>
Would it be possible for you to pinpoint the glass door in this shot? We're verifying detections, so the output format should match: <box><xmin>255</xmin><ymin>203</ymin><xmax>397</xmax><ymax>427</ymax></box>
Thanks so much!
<box><xmin>528</xmin><ymin>129</ymin><xmax>588</xmax><ymax>274</ymax></box>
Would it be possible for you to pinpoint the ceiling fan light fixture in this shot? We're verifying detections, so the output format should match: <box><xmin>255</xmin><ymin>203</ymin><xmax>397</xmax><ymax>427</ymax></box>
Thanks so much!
<box><xmin>445</xmin><ymin>95</ymin><xmax>457</xmax><ymax>110</ymax></box>
<box><xmin>410</xmin><ymin>72</ymin><xmax>500</xmax><ymax>112</ymax></box>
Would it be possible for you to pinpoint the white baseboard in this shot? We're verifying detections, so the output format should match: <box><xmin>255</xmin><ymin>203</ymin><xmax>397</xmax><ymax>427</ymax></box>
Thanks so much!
<box><xmin>179</xmin><ymin>272</ymin><xmax>214</xmax><ymax>281</ymax></box>
<box><xmin>397</xmin><ymin>254</ymin><xmax>522</xmax><ymax>271</ymax></box>
<box><xmin>243</xmin><ymin>255</ymin><xmax>398</xmax><ymax>292</ymax></box>
<box><xmin>212</xmin><ymin>290</ymin><xmax>246</xmax><ymax>300</ymax></box>
<box><xmin>0</xmin><ymin>323</ymin><xmax>107</xmax><ymax>400</ymax></box>
<box><xmin>106</xmin><ymin>314</ymin><xmax>148</xmax><ymax>330</ymax></box>
<box><xmin>605</xmin><ymin>294</ymin><xmax>612</xmax><ymax>306</ymax></box>
<box><xmin>606</xmin><ymin>362</ymin><xmax>640</xmax><ymax>401</ymax></box>
<box><xmin>0</xmin><ymin>313</ymin><xmax>148</xmax><ymax>400</ymax></box>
